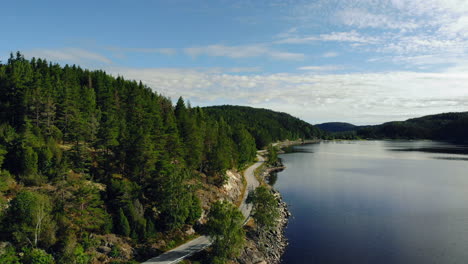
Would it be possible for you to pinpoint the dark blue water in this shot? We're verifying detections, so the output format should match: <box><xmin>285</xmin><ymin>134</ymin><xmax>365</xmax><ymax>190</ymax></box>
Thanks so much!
<box><xmin>276</xmin><ymin>141</ymin><xmax>468</xmax><ymax>264</ymax></box>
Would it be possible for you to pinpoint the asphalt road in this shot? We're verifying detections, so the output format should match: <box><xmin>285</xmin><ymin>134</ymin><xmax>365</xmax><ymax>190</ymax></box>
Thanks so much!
<box><xmin>142</xmin><ymin>154</ymin><xmax>264</xmax><ymax>264</ymax></box>
<box><xmin>238</xmin><ymin>154</ymin><xmax>263</xmax><ymax>221</ymax></box>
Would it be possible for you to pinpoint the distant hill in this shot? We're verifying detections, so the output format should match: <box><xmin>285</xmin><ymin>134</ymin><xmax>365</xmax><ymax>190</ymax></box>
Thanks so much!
<box><xmin>316</xmin><ymin>122</ymin><xmax>357</xmax><ymax>133</ymax></box>
<box><xmin>203</xmin><ymin>105</ymin><xmax>325</xmax><ymax>148</ymax></box>
<box><xmin>357</xmin><ymin>112</ymin><xmax>468</xmax><ymax>142</ymax></box>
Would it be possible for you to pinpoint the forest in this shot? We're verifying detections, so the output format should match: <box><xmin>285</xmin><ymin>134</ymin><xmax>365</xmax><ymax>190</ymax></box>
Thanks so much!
<box><xmin>0</xmin><ymin>53</ymin><xmax>322</xmax><ymax>263</ymax></box>
<box><xmin>318</xmin><ymin>113</ymin><xmax>468</xmax><ymax>142</ymax></box>
<box><xmin>204</xmin><ymin>105</ymin><xmax>324</xmax><ymax>147</ymax></box>
<box><xmin>356</xmin><ymin>112</ymin><xmax>468</xmax><ymax>142</ymax></box>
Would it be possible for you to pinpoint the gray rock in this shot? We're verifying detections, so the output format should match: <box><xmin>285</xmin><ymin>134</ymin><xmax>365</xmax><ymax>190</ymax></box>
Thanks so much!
<box><xmin>97</xmin><ymin>246</ymin><xmax>112</xmax><ymax>254</ymax></box>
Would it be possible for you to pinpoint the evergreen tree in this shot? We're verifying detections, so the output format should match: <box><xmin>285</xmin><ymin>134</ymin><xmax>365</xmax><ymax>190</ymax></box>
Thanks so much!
<box><xmin>116</xmin><ymin>208</ymin><xmax>130</xmax><ymax>237</ymax></box>
<box><xmin>0</xmin><ymin>53</ymin><xmax>331</xmax><ymax>262</ymax></box>
<box><xmin>251</xmin><ymin>186</ymin><xmax>280</xmax><ymax>231</ymax></box>
<box><xmin>205</xmin><ymin>201</ymin><xmax>245</xmax><ymax>263</ymax></box>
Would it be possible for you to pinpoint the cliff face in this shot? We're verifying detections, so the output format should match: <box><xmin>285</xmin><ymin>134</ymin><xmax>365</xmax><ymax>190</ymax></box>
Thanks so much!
<box><xmin>196</xmin><ymin>169</ymin><xmax>244</xmax><ymax>223</ymax></box>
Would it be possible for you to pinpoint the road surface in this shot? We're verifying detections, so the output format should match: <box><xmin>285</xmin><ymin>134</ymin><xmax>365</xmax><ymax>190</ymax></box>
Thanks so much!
<box><xmin>238</xmin><ymin>155</ymin><xmax>263</xmax><ymax>221</ymax></box>
<box><xmin>142</xmin><ymin>154</ymin><xmax>263</xmax><ymax>264</ymax></box>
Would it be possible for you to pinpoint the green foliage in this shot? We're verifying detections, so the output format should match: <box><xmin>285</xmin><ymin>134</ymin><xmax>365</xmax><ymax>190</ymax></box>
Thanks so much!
<box><xmin>145</xmin><ymin>218</ymin><xmax>157</xmax><ymax>239</ymax></box>
<box><xmin>73</xmin><ymin>244</ymin><xmax>91</xmax><ymax>264</ymax></box>
<box><xmin>267</xmin><ymin>144</ymin><xmax>278</xmax><ymax>166</ymax></box>
<box><xmin>251</xmin><ymin>186</ymin><xmax>280</xmax><ymax>231</ymax></box>
<box><xmin>116</xmin><ymin>208</ymin><xmax>131</xmax><ymax>237</ymax></box>
<box><xmin>155</xmin><ymin>167</ymin><xmax>201</xmax><ymax>231</ymax></box>
<box><xmin>316</xmin><ymin>122</ymin><xmax>357</xmax><ymax>133</ymax></box>
<box><xmin>0</xmin><ymin>53</ymin><xmax>328</xmax><ymax>261</ymax></box>
<box><xmin>0</xmin><ymin>245</ymin><xmax>21</xmax><ymax>264</ymax></box>
<box><xmin>0</xmin><ymin>144</ymin><xmax>6</xmax><ymax>169</ymax></box>
<box><xmin>233</xmin><ymin>127</ymin><xmax>257</xmax><ymax>168</ymax></box>
<box><xmin>186</xmin><ymin>195</ymin><xmax>202</xmax><ymax>225</ymax></box>
<box><xmin>205</xmin><ymin>201</ymin><xmax>245</xmax><ymax>262</ymax></box>
<box><xmin>55</xmin><ymin>234</ymin><xmax>91</xmax><ymax>264</ymax></box>
<box><xmin>204</xmin><ymin>105</ymin><xmax>324</xmax><ymax>148</ymax></box>
<box><xmin>60</xmin><ymin>177</ymin><xmax>111</xmax><ymax>234</ymax></box>
<box><xmin>357</xmin><ymin>112</ymin><xmax>468</xmax><ymax>142</ymax></box>
<box><xmin>0</xmin><ymin>170</ymin><xmax>14</xmax><ymax>193</ymax></box>
<box><xmin>109</xmin><ymin>245</ymin><xmax>121</xmax><ymax>258</ymax></box>
<box><xmin>7</xmin><ymin>191</ymin><xmax>56</xmax><ymax>248</ymax></box>
<box><xmin>22</xmin><ymin>248</ymin><xmax>55</xmax><ymax>264</ymax></box>
<box><xmin>21</xmin><ymin>146</ymin><xmax>38</xmax><ymax>176</ymax></box>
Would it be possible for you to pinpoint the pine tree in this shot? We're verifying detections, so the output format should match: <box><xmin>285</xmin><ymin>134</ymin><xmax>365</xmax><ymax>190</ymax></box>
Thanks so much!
<box><xmin>117</xmin><ymin>208</ymin><xmax>130</xmax><ymax>237</ymax></box>
<box><xmin>205</xmin><ymin>201</ymin><xmax>245</xmax><ymax>262</ymax></box>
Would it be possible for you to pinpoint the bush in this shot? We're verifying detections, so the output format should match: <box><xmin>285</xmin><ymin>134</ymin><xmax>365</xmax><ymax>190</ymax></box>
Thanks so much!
<box><xmin>0</xmin><ymin>245</ymin><xmax>20</xmax><ymax>264</ymax></box>
<box><xmin>22</xmin><ymin>248</ymin><xmax>55</xmax><ymax>264</ymax></box>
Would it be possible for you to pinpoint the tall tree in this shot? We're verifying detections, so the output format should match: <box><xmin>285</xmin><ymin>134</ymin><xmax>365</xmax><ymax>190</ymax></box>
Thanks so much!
<box><xmin>205</xmin><ymin>201</ymin><xmax>245</xmax><ymax>263</ymax></box>
<box><xmin>7</xmin><ymin>190</ymin><xmax>56</xmax><ymax>248</ymax></box>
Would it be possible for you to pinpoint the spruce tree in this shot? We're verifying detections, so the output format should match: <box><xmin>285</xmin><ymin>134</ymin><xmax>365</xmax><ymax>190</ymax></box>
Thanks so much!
<box><xmin>117</xmin><ymin>208</ymin><xmax>130</xmax><ymax>237</ymax></box>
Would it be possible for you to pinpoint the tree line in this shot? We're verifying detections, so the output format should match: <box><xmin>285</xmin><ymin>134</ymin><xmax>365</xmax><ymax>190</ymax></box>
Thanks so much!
<box><xmin>357</xmin><ymin>112</ymin><xmax>468</xmax><ymax>142</ymax></box>
<box><xmin>318</xmin><ymin>113</ymin><xmax>468</xmax><ymax>142</ymax></box>
<box><xmin>0</xmin><ymin>53</ymin><xmax>320</xmax><ymax>263</ymax></box>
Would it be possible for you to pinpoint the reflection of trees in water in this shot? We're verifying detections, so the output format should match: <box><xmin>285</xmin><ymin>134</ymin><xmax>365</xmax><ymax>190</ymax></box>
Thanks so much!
<box><xmin>392</xmin><ymin>147</ymin><xmax>468</xmax><ymax>155</ymax></box>
<box><xmin>268</xmin><ymin>171</ymin><xmax>278</xmax><ymax>186</ymax></box>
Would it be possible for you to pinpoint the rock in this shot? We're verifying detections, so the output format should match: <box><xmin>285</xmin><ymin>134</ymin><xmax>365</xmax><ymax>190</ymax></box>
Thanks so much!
<box><xmin>236</xmin><ymin>162</ymin><xmax>290</xmax><ymax>264</ymax></box>
<box><xmin>0</xmin><ymin>241</ymin><xmax>13</xmax><ymax>255</ymax></box>
<box><xmin>184</xmin><ymin>226</ymin><xmax>195</xmax><ymax>236</ymax></box>
<box><xmin>97</xmin><ymin>246</ymin><xmax>112</xmax><ymax>254</ymax></box>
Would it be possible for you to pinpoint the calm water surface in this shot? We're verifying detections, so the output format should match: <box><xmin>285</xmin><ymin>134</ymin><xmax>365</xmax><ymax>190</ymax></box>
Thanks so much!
<box><xmin>276</xmin><ymin>141</ymin><xmax>468</xmax><ymax>264</ymax></box>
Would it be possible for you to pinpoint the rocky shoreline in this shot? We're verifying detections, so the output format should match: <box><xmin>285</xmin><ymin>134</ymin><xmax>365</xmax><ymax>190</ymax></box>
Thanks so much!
<box><xmin>236</xmin><ymin>159</ymin><xmax>291</xmax><ymax>264</ymax></box>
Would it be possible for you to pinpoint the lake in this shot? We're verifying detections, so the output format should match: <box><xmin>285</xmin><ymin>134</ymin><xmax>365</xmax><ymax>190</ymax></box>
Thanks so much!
<box><xmin>275</xmin><ymin>140</ymin><xmax>468</xmax><ymax>264</ymax></box>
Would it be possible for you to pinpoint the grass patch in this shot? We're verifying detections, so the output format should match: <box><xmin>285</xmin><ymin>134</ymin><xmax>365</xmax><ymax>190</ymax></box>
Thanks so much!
<box><xmin>254</xmin><ymin>162</ymin><xmax>267</xmax><ymax>186</ymax></box>
<box><xmin>235</xmin><ymin>173</ymin><xmax>248</xmax><ymax>207</ymax></box>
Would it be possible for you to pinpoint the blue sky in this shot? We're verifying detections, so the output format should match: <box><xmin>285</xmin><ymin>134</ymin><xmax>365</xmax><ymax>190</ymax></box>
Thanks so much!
<box><xmin>3</xmin><ymin>0</ymin><xmax>468</xmax><ymax>124</ymax></box>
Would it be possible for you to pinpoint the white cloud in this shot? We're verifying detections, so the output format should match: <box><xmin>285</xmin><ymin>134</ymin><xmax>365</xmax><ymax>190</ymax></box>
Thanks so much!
<box><xmin>323</xmin><ymin>52</ymin><xmax>339</xmax><ymax>58</ymax></box>
<box><xmin>184</xmin><ymin>44</ymin><xmax>304</xmax><ymax>60</ymax></box>
<box><xmin>379</xmin><ymin>35</ymin><xmax>466</xmax><ymax>54</ymax></box>
<box><xmin>25</xmin><ymin>48</ymin><xmax>112</xmax><ymax>64</ymax></box>
<box><xmin>106</xmin><ymin>47</ymin><xmax>177</xmax><ymax>55</ymax></box>
<box><xmin>108</xmin><ymin>66</ymin><xmax>468</xmax><ymax>125</ymax></box>
<box><xmin>440</xmin><ymin>16</ymin><xmax>468</xmax><ymax>37</ymax></box>
<box><xmin>278</xmin><ymin>30</ymin><xmax>379</xmax><ymax>44</ymax></box>
<box><xmin>337</xmin><ymin>8</ymin><xmax>418</xmax><ymax>30</ymax></box>
<box><xmin>297</xmin><ymin>65</ymin><xmax>342</xmax><ymax>71</ymax></box>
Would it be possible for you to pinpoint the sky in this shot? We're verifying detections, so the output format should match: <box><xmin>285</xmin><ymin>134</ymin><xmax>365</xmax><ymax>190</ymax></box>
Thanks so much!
<box><xmin>2</xmin><ymin>0</ymin><xmax>468</xmax><ymax>125</ymax></box>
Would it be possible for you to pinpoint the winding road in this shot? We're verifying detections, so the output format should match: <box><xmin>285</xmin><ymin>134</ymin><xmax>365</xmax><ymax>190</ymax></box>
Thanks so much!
<box><xmin>142</xmin><ymin>154</ymin><xmax>264</xmax><ymax>264</ymax></box>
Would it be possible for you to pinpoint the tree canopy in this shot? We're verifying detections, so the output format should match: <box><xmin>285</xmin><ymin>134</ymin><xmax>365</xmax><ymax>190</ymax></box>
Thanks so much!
<box><xmin>205</xmin><ymin>201</ymin><xmax>245</xmax><ymax>263</ymax></box>
<box><xmin>0</xmin><ymin>53</ymin><xmax>322</xmax><ymax>262</ymax></box>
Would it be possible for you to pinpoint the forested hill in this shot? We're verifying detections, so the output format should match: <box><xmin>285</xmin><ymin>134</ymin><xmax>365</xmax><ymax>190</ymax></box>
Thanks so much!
<box><xmin>203</xmin><ymin>105</ymin><xmax>324</xmax><ymax>148</ymax></box>
<box><xmin>316</xmin><ymin>122</ymin><xmax>357</xmax><ymax>133</ymax></box>
<box><xmin>357</xmin><ymin>112</ymin><xmax>468</xmax><ymax>142</ymax></box>
<box><xmin>0</xmin><ymin>53</ymin><xmax>321</xmax><ymax>263</ymax></box>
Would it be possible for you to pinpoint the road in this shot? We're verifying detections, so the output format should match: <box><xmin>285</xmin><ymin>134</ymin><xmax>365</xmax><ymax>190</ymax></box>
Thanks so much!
<box><xmin>142</xmin><ymin>154</ymin><xmax>263</xmax><ymax>264</ymax></box>
<box><xmin>238</xmin><ymin>154</ymin><xmax>263</xmax><ymax>221</ymax></box>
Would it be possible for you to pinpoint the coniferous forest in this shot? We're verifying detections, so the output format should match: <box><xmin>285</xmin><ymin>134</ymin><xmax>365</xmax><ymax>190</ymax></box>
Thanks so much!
<box><xmin>0</xmin><ymin>53</ymin><xmax>322</xmax><ymax>263</ymax></box>
<box><xmin>318</xmin><ymin>113</ymin><xmax>468</xmax><ymax>142</ymax></box>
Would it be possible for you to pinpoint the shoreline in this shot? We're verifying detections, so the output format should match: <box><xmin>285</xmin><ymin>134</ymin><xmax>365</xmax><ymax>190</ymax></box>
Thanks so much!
<box><xmin>237</xmin><ymin>139</ymin><xmax>305</xmax><ymax>264</ymax></box>
<box><xmin>236</xmin><ymin>157</ymin><xmax>290</xmax><ymax>264</ymax></box>
<box><xmin>249</xmin><ymin>139</ymin><xmax>318</xmax><ymax>263</ymax></box>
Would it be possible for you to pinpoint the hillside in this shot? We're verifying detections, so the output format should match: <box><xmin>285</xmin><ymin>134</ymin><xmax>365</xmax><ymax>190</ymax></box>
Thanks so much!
<box><xmin>0</xmin><ymin>53</ymin><xmax>324</xmax><ymax>263</ymax></box>
<box><xmin>203</xmin><ymin>105</ymin><xmax>324</xmax><ymax>148</ymax></box>
<box><xmin>357</xmin><ymin>112</ymin><xmax>468</xmax><ymax>142</ymax></box>
<box><xmin>316</xmin><ymin>122</ymin><xmax>357</xmax><ymax>133</ymax></box>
